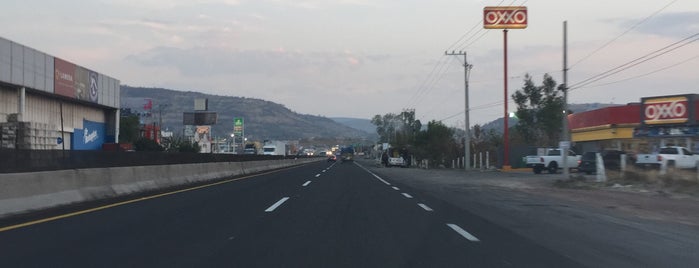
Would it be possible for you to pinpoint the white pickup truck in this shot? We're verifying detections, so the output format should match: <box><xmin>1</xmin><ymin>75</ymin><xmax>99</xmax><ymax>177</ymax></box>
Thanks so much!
<box><xmin>525</xmin><ymin>148</ymin><xmax>581</xmax><ymax>174</ymax></box>
<box><xmin>635</xmin><ymin>146</ymin><xmax>699</xmax><ymax>169</ymax></box>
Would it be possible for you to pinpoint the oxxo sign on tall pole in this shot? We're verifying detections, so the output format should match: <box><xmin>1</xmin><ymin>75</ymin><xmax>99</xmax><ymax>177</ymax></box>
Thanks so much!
<box><xmin>483</xmin><ymin>6</ymin><xmax>527</xmax><ymax>170</ymax></box>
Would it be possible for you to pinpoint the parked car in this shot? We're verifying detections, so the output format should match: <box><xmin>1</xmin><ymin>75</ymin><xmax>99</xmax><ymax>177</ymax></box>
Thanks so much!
<box><xmin>635</xmin><ymin>146</ymin><xmax>699</xmax><ymax>169</ymax></box>
<box><xmin>578</xmin><ymin>150</ymin><xmax>626</xmax><ymax>175</ymax></box>
<box><xmin>525</xmin><ymin>148</ymin><xmax>581</xmax><ymax>174</ymax></box>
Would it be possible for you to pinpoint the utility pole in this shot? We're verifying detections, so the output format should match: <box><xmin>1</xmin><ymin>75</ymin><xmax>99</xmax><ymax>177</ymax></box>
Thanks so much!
<box><xmin>445</xmin><ymin>51</ymin><xmax>473</xmax><ymax>171</ymax></box>
<box><xmin>562</xmin><ymin>21</ymin><xmax>570</xmax><ymax>178</ymax></box>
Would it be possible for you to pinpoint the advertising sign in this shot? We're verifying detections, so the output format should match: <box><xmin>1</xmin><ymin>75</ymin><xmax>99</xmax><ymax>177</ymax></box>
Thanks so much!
<box><xmin>233</xmin><ymin>117</ymin><xmax>244</xmax><ymax>135</ymax></box>
<box><xmin>483</xmin><ymin>6</ymin><xmax>528</xmax><ymax>29</ymax></box>
<box><xmin>183</xmin><ymin>112</ymin><xmax>218</xmax><ymax>125</ymax></box>
<box><xmin>54</xmin><ymin>58</ymin><xmax>99</xmax><ymax>103</ymax></box>
<box><xmin>72</xmin><ymin>119</ymin><xmax>106</xmax><ymax>150</ymax></box>
<box><xmin>642</xmin><ymin>96</ymin><xmax>689</xmax><ymax>125</ymax></box>
<box><xmin>54</xmin><ymin>58</ymin><xmax>76</xmax><ymax>97</ymax></box>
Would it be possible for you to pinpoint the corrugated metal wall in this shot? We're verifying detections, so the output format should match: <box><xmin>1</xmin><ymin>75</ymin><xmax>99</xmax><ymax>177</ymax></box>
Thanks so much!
<box><xmin>0</xmin><ymin>36</ymin><xmax>119</xmax><ymax>108</ymax></box>
<box><xmin>0</xmin><ymin>87</ymin><xmax>17</xmax><ymax>123</ymax></box>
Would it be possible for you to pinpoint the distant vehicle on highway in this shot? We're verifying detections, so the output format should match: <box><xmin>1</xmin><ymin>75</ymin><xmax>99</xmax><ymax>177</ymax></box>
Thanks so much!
<box><xmin>263</xmin><ymin>140</ymin><xmax>287</xmax><ymax>156</ymax></box>
<box><xmin>340</xmin><ymin>146</ymin><xmax>354</xmax><ymax>162</ymax></box>
<box><xmin>243</xmin><ymin>143</ymin><xmax>259</xmax><ymax>155</ymax></box>
<box><xmin>327</xmin><ymin>155</ymin><xmax>337</xmax><ymax>162</ymax></box>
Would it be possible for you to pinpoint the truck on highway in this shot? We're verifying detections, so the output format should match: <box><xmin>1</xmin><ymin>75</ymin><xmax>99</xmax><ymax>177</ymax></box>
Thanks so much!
<box><xmin>635</xmin><ymin>146</ymin><xmax>699</xmax><ymax>169</ymax></box>
<box><xmin>525</xmin><ymin>148</ymin><xmax>581</xmax><ymax>174</ymax></box>
<box><xmin>262</xmin><ymin>140</ymin><xmax>287</xmax><ymax>156</ymax></box>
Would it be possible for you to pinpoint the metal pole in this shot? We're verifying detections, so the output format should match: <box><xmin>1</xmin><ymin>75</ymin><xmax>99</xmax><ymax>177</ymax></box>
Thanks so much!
<box><xmin>60</xmin><ymin>102</ymin><xmax>65</xmax><ymax>152</ymax></box>
<box><xmin>444</xmin><ymin>51</ymin><xmax>472</xmax><ymax>171</ymax></box>
<box><xmin>562</xmin><ymin>21</ymin><xmax>570</xmax><ymax>178</ymax></box>
<box><xmin>503</xmin><ymin>29</ymin><xmax>510</xmax><ymax>169</ymax></box>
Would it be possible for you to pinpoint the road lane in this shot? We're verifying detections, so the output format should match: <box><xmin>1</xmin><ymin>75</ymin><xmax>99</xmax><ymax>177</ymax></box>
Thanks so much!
<box><xmin>0</xmin><ymin>160</ymin><xmax>581</xmax><ymax>267</ymax></box>
<box><xmin>0</xmin><ymin>161</ymin><xmax>330</xmax><ymax>267</ymax></box>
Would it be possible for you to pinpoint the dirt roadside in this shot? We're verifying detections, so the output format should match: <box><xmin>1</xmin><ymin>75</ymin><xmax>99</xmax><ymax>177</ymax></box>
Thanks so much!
<box><xmin>363</xmin><ymin>161</ymin><xmax>699</xmax><ymax>227</ymax></box>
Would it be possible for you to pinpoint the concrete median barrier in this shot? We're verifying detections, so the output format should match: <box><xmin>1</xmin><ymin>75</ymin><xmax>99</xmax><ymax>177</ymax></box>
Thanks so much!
<box><xmin>0</xmin><ymin>158</ymin><xmax>318</xmax><ymax>218</ymax></box>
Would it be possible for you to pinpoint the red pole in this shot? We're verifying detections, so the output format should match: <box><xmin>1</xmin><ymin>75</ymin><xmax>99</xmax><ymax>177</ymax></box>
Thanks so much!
<box><xmin>503</xmin><ymin>29</ymin><xmax>510</xmax><ymax>169</ymax></box>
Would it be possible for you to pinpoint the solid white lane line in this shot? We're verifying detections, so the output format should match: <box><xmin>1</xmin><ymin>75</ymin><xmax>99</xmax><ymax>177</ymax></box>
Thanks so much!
<box><xmin>447</xmin><ymin>223</ymin><xmax>480</xmax><ymax>242</ymax></box>
<box><xmin>315</xmin><ymin>174</ymin><xmax>321</xmax><ymax>177</ymax></box>
<box><xmin>392</xmin><ymin>186</ymin><xmax>400</xmax><ymax>191</ymax></box>
<box><xmin>353</xmin><ymin>162</ymin><xmax>392</xmax><ymax>185</ymax></box>
<box><xmin>417</xmin><ymin>203</ymin><xmax>433</xmax><ymax>211</ymax></box>
<box><xmin>402</xmin><ymin>193</ymin><xmax>413</xmax><ymax>199</ymax></box>
<box><xmin>302</xmin><ymin>181</ymin><xmax>312</xmax><ymax>187</ymax></box>
<box><xmin>264</xmin><ymin>197</ymin><xmax>290</xmax><ymax>212</ymax></box>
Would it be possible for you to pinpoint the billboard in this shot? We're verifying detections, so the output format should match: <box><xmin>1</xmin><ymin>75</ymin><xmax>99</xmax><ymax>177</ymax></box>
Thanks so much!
<box><xmin>72</xmin><ymin>119</ymin><xmax>106</xmax><ymax>150</ymax></box>
<box><xmin>233</xmin><ymin>117</ymin><xmax>244</xmax><ymax>135</ymax></box>
<box><xmin>54</xmin><ymin>57</ymin><xmax>98</xmax><ymax>103</ymax></box>
<box><xmin>483</xmin><ymin>6</ymin><xmax>528</xmax><ymax>29</ymax></box>
<box><xmin>642</xmin><ymin>96</ymin><xmax>691</xmax><ymax>125</ymax></box>
<box><xmin>183</xmin><ymin>112</ymin><xmax>218</xmax><ymax>125</ymax></box>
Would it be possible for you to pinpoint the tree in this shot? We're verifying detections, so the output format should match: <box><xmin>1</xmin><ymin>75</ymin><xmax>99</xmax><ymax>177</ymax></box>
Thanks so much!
<box><xmin>166</xmin><ymin>136</ymin><xmax>201</xmax><ymax>153</ymax></box>
<box><xmin>414</xmin><ymin>120</ymin><xmax>456</xmax><ymax>167</ymax></box>
<box><xmin>134</xmin><ymin>137</ymin><xmax>164</xmax><ymax>151</ymax></box>
<box><xmin>512</xmin><ymin>73</ymin><xmax>565</xmax><ymax>146</ymax></box>
<box><xmin>371</xmin><ymin>109</ymin><xmax>421</xmax><ymax>147</ymax></box>
<box><xmin>119</xmin><ymin>115</ymin><xmax>140</xmax><ymax>143</ymax></box>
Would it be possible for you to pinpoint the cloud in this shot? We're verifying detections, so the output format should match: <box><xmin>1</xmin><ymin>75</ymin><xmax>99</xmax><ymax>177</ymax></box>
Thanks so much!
<box><xmin>621</xmin><ymin>11</ymin><xmax>699</xmax><ymax>38</ymax></box>
<box><xmin>125</xmin><ymin>46</ymin><xmax>379</xmax><ymax>76</ymax></box>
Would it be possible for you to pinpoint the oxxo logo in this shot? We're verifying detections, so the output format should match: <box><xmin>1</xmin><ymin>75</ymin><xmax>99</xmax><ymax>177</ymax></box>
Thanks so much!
<box><xmin>644</xmin><ymin>98</ymin><xmax>688</xmax><ymax>124</ymax></box>
<box><xmin>483</xmin><ymin>6</ymin><xmax>527</xmax><ymax>29</ymax></box>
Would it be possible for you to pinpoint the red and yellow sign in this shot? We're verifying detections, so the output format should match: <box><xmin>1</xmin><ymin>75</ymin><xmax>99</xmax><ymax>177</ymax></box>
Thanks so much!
<box><xmin>643</xmin><ymin>96</ymin><xmax>689</xmax><ymax>125</ymax></box>
<box><xmin>483</xmin><ymin>6</ymin><xmax>528</xmax><ymax>29</ymax></box>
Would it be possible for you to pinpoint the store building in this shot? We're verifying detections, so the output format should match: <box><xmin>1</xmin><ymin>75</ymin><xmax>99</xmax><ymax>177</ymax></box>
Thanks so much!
<box><xmin>0</xmin><ymin>37</ymin><xmax>120</xmax><ymax>150</ymax></box>
<box><xmin>569</xmin><ymin>94</ymin><xmax>699</xmax><ymax>154</ymax></box>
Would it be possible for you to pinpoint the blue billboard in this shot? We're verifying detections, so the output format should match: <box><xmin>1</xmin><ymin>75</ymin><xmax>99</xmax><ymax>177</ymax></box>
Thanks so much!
<box><xmin>72</xmin><ymin>119</ymin><xmax>106</xmax><ymax>150</ymax></box>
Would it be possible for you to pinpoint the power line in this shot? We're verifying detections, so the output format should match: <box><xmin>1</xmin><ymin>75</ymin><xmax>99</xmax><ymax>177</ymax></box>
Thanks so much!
<box><xmin>408</xmin><ymin>0</ymin><xmax>528</xmax><ymax>120</ymax></box>
<box><xmin>570</xmin><ymin>33</ymin><xmax>699</xmax><ymax>91</ymax></box>
<box><xmin>578</xmin><ymin>53</ymin><xmax>699</xmax><ymax>89</ymax></box>
<box><xmin>406</xmin><ymin>56</ymin><xmax>458</xmax><ymax>108</ymax></box>
<box><xmin>570</xmin><ymin>0</ymin><xmax>678</xmax><ymax>69</ymax></box>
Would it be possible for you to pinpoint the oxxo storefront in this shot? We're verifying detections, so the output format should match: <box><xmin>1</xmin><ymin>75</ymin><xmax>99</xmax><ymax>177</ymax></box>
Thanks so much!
<box><xmin>569</xmin><ymin>94</ymin><xmax>699</xmax><ymax>155</ymax></box>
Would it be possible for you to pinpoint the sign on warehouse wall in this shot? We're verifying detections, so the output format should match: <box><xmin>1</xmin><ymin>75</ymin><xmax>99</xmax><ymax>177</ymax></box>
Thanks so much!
<box><xmin>54</xmin><ymin>57</ymin><xmax>99</xmax><ymax>103</ymax></box>
<box><xmin>72</xmin><ymin>119</ymin><xmax>106</xmax><ymax>150</ymax></box>
<box><xmin>483</xmin><ymin>6</ymin><xmax>528</xmax><ymax>29</ymax></box>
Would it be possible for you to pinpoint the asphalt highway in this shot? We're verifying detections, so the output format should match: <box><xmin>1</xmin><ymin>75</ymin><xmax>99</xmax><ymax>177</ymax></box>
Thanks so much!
<box><xmin>0</xmin><ymin>161</ymin><xmax>582</xmax><ymax>267</ymax></box>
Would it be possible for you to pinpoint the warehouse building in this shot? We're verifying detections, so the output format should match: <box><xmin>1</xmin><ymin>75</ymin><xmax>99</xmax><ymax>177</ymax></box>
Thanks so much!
<box><xmin>0</xmin><ymin>37</ymin><xmax>120</xmax><ymax>150</ymax></box>
<box><xmin>569</xmin><ymin>94</ymin><xmax>699</xmax><ymax>154</ymax></box>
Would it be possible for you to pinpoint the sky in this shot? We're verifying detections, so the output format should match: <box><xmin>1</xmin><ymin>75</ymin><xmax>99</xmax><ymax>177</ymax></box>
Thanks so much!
<box><xmin>2</xmin><ymin>0</ymin><xmax>698</xmax><ymax>128</ymax></box>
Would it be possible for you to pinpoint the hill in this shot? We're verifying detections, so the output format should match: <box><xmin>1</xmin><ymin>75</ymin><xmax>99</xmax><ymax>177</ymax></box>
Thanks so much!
<box><xmin>330</xmin><ymin>117</ymin><xmax>377</xmax><ymax>136</ymax></box>
<box><xmin>120</xmin><ymin>86</ymin><xmax>372</xmax><ymax>141</ymax></box>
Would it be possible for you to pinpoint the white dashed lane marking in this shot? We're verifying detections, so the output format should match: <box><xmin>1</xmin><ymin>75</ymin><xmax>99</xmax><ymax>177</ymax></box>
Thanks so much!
<box><xmin>401</xmin><ymin>193</ymin><xmax>413</xmax><ymax>199</ymax></box>
<box><xmin>302</xmin><ymin>181</ymin><xmax>312</xmax><ymax>187</ymax></box>
<box><xmin>417</xmin><ymin>203</ymin><xmax>433</xmax><ymax>211</ymax></box>
<box><xmin>264</xmin><ymin>197</ymin><xmax>290</xmax><ymax>212</ymax></box>
<box><xmin>447</xmin><ymin>223</ymin><xmax>480</xmax><ymax>242</ymax></box>
<box><xmin>392</xmin><ymin>186</ymin><xmax>400</xmax><ymax>191</ymax></box>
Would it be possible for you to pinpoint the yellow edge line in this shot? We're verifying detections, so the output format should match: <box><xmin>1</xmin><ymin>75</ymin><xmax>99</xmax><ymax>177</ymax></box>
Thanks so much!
<box><xmin>0</xmin><ymin>163</ymin><xmax>306</xmax><ymax>233</ymax></box>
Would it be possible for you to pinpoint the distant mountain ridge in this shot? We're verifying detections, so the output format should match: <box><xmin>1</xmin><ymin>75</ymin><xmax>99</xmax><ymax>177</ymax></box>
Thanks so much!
<box><xmin>120</xmin><ymin>86</ymin><xmax>372</xmax><ymax>140</ymax></box>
